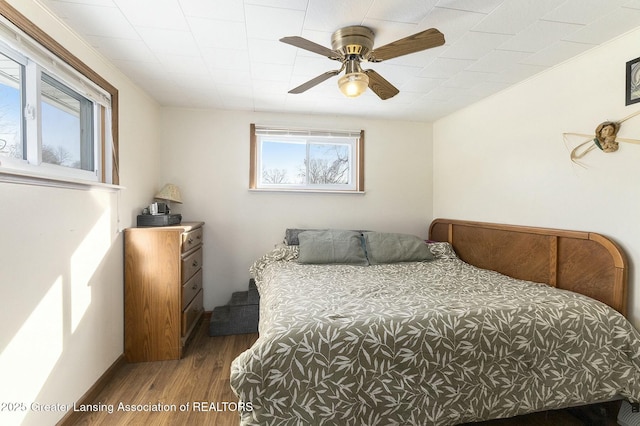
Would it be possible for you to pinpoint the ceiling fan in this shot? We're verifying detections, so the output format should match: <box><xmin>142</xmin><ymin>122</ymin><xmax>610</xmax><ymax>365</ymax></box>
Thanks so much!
<box><xmin>280</xmin><ymin>25</ymin><xmax>445</xmax><ymax>100</ymax></box>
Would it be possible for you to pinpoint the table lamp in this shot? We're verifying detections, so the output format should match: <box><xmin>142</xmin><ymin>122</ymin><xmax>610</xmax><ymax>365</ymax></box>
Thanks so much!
<box><xmin>155</xmin><ymin>183</ymin><xmax>183</xmax><ymax>212</ymax></box>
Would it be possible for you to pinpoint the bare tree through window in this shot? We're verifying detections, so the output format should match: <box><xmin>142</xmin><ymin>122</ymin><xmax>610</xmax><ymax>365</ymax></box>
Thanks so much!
<box><xmin>262</xmin><ymin>168</ymin><xmax>288</xmax><ymax>184</ymax></box>
<box><xmin>299</xmin><ymin>144</ymin><xmax>350</xmax><ymax>184</ymax></box>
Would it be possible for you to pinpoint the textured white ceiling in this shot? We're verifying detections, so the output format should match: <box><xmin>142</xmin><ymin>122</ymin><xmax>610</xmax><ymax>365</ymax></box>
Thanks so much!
<box><xmin>38</xmin><ymin>0</ymin><xmax>640</xmax><ymax>121</ymax></box>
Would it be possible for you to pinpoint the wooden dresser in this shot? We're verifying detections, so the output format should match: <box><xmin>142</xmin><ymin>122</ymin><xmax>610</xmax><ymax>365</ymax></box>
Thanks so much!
<box><xmin>124</xmin><ymin>222</ymin><xmax>205</xmax><ymax>362</ymax></box>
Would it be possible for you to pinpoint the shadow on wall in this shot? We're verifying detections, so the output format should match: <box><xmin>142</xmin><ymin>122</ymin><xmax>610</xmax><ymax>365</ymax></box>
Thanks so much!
<box><xmin>0</xmin><ymin>184</ymin><xmax>123</xmax><ymax>426</ymax></box>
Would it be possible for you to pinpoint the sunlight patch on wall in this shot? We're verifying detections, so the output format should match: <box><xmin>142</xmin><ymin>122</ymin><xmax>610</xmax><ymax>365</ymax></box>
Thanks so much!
<box><xmin>70</xmin><ymin>207</ymin><xmax>112</xmax><ymax>333</ymax></box>
<box><xmin>0</xmin><ymin>276</ymin><xmax>63</xmax><ymax>425</ymax></box>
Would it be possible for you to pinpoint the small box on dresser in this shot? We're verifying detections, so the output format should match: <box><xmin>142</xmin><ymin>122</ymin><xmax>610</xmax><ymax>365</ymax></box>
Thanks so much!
<box><xmin>124</xmin><ymin>222</ymin><xmax>205</xmax><ymax>362</ymax></box>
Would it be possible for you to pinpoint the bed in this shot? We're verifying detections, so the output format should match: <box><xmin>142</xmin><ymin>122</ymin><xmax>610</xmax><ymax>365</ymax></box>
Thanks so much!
<box><xmin>230</xmin><ymin>219</ymin><xmax>640</xmax><ymax>425</ymax></box>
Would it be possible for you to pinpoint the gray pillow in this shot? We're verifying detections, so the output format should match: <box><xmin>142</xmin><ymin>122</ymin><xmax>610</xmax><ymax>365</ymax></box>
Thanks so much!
<box><xmin>363</xmin><ymin>232</ymin><xmax>435</xmax><ymax>264</ymax></box>
<box><xmin>285</xmin><ymin>228</ymin><xmax>325</xmax><ymax>246</ymax></box>
<box><xmin>285</xmin><ymin>228</ymin><xmax>368</xmax><ymax>245</ymax></box>
<box><xmin>297</xmin><ymin>230</ymin><xmax>368</xmax><ymax>265</ymax></box>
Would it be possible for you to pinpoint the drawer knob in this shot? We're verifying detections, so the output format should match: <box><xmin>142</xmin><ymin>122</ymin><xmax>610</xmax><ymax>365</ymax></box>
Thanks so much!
<box><xmin>192</xmin><ymin>260</ymin><xmax>198</xmax><ymax>267</ymax></box>
<box><xmin>187</xmin><ymin>238</ymin><xmax>193</xmax><ymax>244</ymax></box>
<box><xmin>192</xmin><ymin>283</ymin><xmax>198</xmax><ymax>290</ymax></box>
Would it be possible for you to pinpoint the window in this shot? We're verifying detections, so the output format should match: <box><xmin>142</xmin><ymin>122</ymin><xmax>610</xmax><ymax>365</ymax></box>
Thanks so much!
<box><xmin>0</xmin><ymin>48</ymin><xmax>23</xmax><ymax>161</ymax></box>
<box><xmin>0</xmin><ymin>4</ymin><xmax>119</xmax><ymax>186</ymax></box>
<box><xmin>40</xmin><ymin>72</ymin><xmax>94</xmax><ymax>171</ymax></box>
<box><xmin>250</xmin><ymin>124</ymin><xmax>364</xmax><ymax>192</ymax></box>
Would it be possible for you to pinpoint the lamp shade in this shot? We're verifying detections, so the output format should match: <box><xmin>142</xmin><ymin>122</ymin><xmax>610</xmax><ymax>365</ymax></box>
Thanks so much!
<box><xmin>338</xmin><ymin>72</ymin><xmax>369</xmax><ymax>98</ymax></box>
<box><xmin>338</xmin><ymin>59</ymin><xmax>369</xmax><ymax>98</ymax></box>
<box><xmin>155</xmin><ymin>183</ymin><xmax>183</xmax><ymax>203</ymax></box>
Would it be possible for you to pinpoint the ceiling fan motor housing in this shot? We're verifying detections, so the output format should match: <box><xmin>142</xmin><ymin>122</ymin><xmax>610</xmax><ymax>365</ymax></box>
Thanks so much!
<box><xmin>331</xmin><ymin>26</ymin><xmax>375</xmax><ymax>58</ymax></box>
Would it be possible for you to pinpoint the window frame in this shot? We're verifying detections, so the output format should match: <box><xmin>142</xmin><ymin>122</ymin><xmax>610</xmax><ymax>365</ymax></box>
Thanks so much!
<box><xmin>0</xmin><ymin>41</ymin><xmax>26</xmax><ymax>162</ymax></box>
<box><xmin>0</xmin><ymin>2</ymin><xmax>119</xmax><ymax>187</ymax></box>
<box><xmin>39</xmin><ymin>71</ymin><xmax>96</xmax><ymax>175</ymax></box>
<box><xmin>249</xmin><ymin>123</ymin><xmax>365</xmax><ymax>193</ymax></box>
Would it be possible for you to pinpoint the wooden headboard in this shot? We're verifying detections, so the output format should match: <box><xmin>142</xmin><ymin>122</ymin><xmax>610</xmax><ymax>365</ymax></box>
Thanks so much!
<box><xmin>429</xmin><ymin>219</ymin><xmax>628</xmax><ymax>316</ymax></box>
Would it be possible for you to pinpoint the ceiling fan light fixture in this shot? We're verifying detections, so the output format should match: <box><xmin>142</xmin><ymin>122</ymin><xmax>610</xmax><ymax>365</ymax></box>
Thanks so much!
<box><xmin>338</xmin><ymin>72</ymin><xmax>369</xmax><ymax>98</ymax></box>
<box><xmin>281</xmin><ymin>25</ymin><xmax>445</xmax><ymax>100</ymax></box>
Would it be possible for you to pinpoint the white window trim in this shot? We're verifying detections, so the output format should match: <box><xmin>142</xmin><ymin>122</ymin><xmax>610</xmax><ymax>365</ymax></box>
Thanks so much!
<box><xmin>0</xmin><ymin>7</ymin><xmax>119</xmax><ymax>189</ymax></box>
<box><xmin>250</xmin><ymin>124</ymin><xmax>365</xmax><ymax>193</ymax></box>
<box><xmin>0</xmin><ymin>167</ymin><xmax>123</xmax><ymax>191</ymax></box>
<box><xmin>0</xmin><ymin>16</ymin><xmax>111</xmax><ymax>107</ymax></box>
<box><xmin>0</xmin><ymin>40</ymin><xmax>104</xmax><ymax>182</ymax></box>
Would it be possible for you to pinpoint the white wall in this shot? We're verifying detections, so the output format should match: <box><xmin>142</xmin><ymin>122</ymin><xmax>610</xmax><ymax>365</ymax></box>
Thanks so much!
<box><xmin>10</xmin><ymin>4</ymin><xmax>637</xmax><ymax>424</ymax></box>
<box><xmin>0</xmin><ymin>1</ymin><xmax>161</xmax><ymax>425</ymax></box>
<box><xmin>433</xmin><ymin>27</ymin><xmax>640</xmax><ymax>329</ymax></box>
<box><xmin>159</xmin><ymin>109</ymin><xmax>433</xmax><ymax>309</ymax></box>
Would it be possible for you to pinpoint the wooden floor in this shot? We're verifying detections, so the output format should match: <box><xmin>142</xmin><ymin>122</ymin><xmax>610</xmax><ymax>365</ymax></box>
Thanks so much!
<box><xmin>69</xmin><ymin>320</ymin><xmax>620</xmax><ymax>425</ymax></box>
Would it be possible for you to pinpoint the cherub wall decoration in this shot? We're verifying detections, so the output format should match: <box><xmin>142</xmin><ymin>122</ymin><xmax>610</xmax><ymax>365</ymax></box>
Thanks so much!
<box><xmin>564</xmin><ymin>110</ymin><xmax>640</xmax><ymax>167</ymax></box>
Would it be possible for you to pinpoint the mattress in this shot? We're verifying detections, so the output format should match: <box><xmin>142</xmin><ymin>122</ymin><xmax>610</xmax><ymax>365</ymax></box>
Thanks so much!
<box><xmin>230</xmin><ymin>243</ymin><xmax>640</xmax><ymax>425</ymax></box>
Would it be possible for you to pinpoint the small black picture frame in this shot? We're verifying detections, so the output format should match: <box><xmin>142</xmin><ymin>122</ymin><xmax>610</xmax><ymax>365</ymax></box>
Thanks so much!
<box><xmin>626</xmin><ymin>56</ymin><xmax>640</xmax><ymax>105</ymax></box>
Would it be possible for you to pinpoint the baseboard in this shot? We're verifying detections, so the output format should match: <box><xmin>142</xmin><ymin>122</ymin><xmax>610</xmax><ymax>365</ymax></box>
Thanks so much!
<box><xmin>56</xmin><ymin>354</ymin><xmax>125</xmax><ymax>426</ymax></box>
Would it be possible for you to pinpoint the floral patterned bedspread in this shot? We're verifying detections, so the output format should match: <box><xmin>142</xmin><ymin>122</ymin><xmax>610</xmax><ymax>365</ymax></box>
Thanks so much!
<box><xmin>230</xmin><ymin>243</ymin><xmax>640</xmax><ymax>425</ymax></box>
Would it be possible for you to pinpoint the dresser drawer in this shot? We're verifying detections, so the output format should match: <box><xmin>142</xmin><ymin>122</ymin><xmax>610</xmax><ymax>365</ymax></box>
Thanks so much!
<box><xmin>181</xmin><ymin>247</ymin><xmax>202</xmax><ymax>282</ymax></box>
<box><xmin>182</xmin><ymin>227</ymin><xmax>203</xmax><ymax>253</ymax></box>
<box><xmin>182</xmin><ymin>289</ymin><xmax>203</xmax><ymax>337</ymax></box>
<box><xmin>182</xmin><ymin>268</ymin><xmax>203</xmax><ymax>310</ymax></box>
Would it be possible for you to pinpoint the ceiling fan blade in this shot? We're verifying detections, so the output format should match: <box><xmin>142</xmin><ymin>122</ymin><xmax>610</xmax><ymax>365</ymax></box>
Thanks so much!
<box><xmin>364</xmin><ymin>69</ymin><xmax>399</xmax><ymax>100</ymax></box>
<box><xmin>280</xmin><ymin>36</ymin><xmax>341</xmax><ymax>60</ymax></box>
<box><xmin>368</xmin><ymin>28</ymin><xmax>445</xmax><ymax>62</ymax></box>
<box><xmin>288</xmin><ymin>70</ymin><xmax>341</xmax><ymax>94</ymax></box>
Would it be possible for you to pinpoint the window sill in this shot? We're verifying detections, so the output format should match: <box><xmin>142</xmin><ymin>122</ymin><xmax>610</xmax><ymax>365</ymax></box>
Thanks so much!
<box><xmin>0</xmin><ymin>168</ymin><xmax>125</xmax><ymax>191</ymax></box>
<box><xmin>249</xmin><ymin>188</ymin><xmax>365</xmax><ymax>195</ymax></box>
